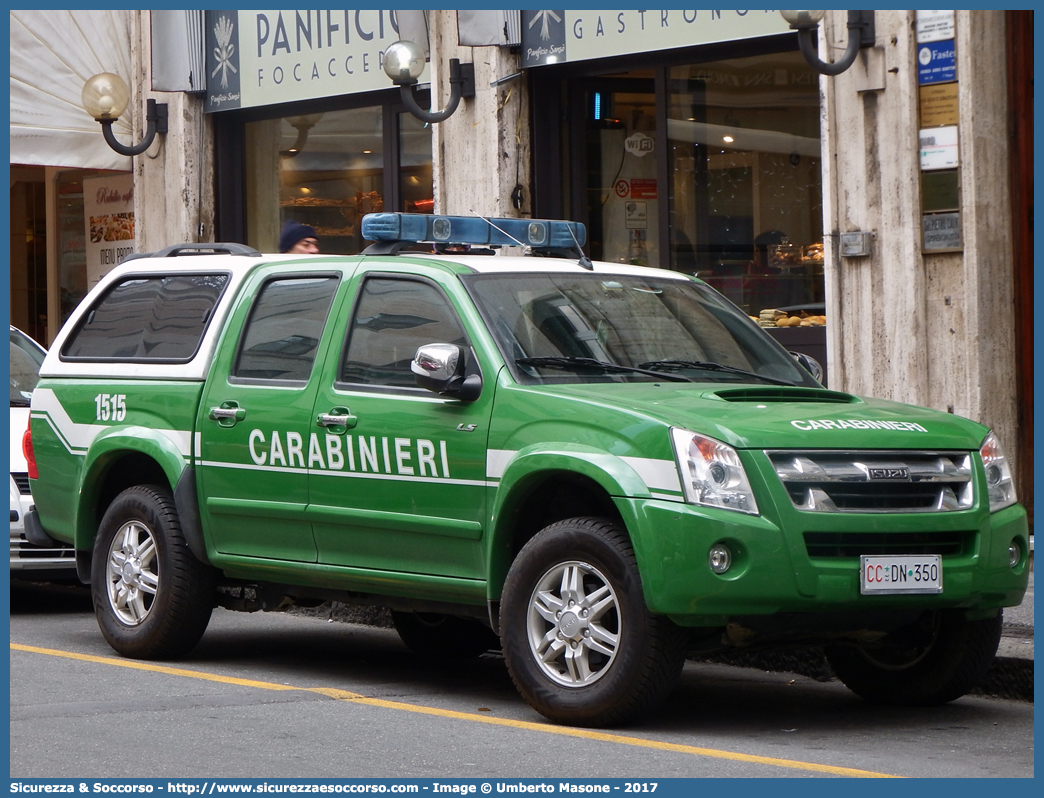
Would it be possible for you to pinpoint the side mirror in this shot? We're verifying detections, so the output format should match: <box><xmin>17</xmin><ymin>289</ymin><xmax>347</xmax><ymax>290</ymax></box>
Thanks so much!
<box><xmin>412</xmin><ymin>343</ymin><xmax>482</xmax><ymax>401</ymax></box>
<box><xmin>790</xmin><ymin>351</ymin><xmax>824</xmax><ymax>383</ymax></box>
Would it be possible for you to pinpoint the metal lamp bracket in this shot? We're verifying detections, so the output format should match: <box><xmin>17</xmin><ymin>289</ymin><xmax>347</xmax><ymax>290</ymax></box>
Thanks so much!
<box><xmin>797</xmin><ymin>11</ymin><xmax>875</xmax><ymax>77</ymax></box>
<box><xmin>98</xmin><ymin>98</ymin><xmax>168</xmax><ymax>157</ymax></box>
<box><xmin>400</xmin><ymin>59</ymin><xmax>476</xmax><ymax>124</ymax></box>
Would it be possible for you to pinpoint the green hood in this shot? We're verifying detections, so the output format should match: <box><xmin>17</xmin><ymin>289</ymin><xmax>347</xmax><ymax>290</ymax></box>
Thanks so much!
<box><xmin>530</xmin><ymin>382</ymin><xmax>990</xmax><ymax>451</ymax></box>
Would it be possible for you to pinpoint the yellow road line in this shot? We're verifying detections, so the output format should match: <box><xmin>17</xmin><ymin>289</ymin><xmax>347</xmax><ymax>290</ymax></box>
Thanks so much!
<box><xmin>12</xmin><ymin>642</ymin><xmax>899</xmax><ymax>778</ymax></box>
<box><xmin>11</xmin><ymin>643</ymin><xmax>299</xmax><ymax>692</ymax></box>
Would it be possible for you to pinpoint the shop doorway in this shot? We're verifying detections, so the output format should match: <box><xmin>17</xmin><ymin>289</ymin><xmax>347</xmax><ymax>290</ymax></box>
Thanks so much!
<box><xmin>569</xmin><ymin>77</ymin><xmax>659</xmax><ymax>268</ymax></box>
<box><xmin>10</xmin><ymin>167</ymin><xmax>47</xmax><ymax>345</ymax></box>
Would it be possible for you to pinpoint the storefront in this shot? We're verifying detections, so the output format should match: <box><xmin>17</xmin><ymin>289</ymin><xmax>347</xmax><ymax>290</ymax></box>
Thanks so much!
<box><xmin>523</xmin><ymin>10</ymin><xmax>828</xmax><ymax>376</ymax></box>
<box><xmin>207</xmin><ymin>10</ymin><xmax>434</xmax><ymax>251</ymax></box>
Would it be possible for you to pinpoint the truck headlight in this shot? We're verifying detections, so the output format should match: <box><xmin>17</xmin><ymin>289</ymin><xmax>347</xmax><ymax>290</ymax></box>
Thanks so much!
<box><xmin>670</xmin><ymin>428</ymin><xmax>759</xmax><ymax>515</ymax></box>
<box><xmin>980</xmin><ymin>431</ymin><xmax>1017</xmax><ymax>512</ymax></box>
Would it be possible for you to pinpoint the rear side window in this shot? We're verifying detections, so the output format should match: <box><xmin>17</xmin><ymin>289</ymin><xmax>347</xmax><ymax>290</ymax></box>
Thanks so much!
<box><xmin>233</xmin><ymin>276</ymin><xmax>339</xmax><ymax>382</ymax></box>
<box><xmin>62</xmin><ymin>274</ymin><xmax>229</xmax><ymax>362</ymax></box>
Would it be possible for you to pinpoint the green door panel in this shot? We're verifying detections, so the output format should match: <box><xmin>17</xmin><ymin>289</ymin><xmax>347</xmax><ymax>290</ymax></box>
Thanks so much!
<box><xmin>308</xmin><ymin>265</ymin><xmax>496</xmax><ymax>579</ymax></box>
<box><xmin>197</xmin><ymin>266</ymin><xmax>356</xmax><ymax>562</ymax></box>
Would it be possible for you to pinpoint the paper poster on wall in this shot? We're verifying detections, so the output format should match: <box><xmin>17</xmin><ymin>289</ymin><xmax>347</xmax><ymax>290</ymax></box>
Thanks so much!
<box><xmin>83</xmin><ymin>174</ymin><xmax>135</xmax><ymax>288</ymax></box>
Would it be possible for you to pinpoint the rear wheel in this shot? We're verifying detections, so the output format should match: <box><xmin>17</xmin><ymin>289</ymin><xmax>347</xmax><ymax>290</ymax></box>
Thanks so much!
<box><xmin>825</xmin><ymin>609</ymin><xmax>1002</xmax><ymax>706</ymax></box>
<box><xmin>91</xmin><ymin>485</ymin><xmax>216</xmax><ymax>659</ymax></box>
<box><xmin>392</xmin><ymin>611</ymin><xmax>500</xmax><ymax>658</ymax></box>
<box><xmin>500</xmin><ymin>517</ymin><xmax>686</xmax><ymax>727</ymax></box>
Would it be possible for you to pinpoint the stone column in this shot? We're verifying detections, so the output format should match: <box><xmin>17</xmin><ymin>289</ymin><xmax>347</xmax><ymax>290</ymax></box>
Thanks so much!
<box><xmin>129</xmin><ymin>10</ymin><xmax>216</xmax><ymax>252</ymax></box>
<box><xmin>428</xmin><ymin>11</ymin><xmax>531</xmax><ymax>218</ymax></box>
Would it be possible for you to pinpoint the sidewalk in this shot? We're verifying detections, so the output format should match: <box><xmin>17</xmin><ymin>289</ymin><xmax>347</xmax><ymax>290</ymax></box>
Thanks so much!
<box><xmin>998</xmin><ymin>564</ymin><xmax>1033</xmax><ymax>661</ymax></box>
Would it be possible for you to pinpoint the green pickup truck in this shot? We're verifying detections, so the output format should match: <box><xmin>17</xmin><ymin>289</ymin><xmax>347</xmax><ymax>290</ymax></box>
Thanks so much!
<box><xmin>24</xmin><ymin>214</ymin><xmax>1028</xmax><ymax>726</ymax></box>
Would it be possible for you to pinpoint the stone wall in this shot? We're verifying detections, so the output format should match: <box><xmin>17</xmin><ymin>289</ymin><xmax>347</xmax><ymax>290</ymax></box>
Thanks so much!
<box><xmin>821</xmin><ymin>10</ymin><xmax>1017</xmax><ymax>469</ymax></box>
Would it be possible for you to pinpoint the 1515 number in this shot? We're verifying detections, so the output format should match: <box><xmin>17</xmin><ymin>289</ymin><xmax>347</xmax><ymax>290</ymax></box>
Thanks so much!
<box><xmin>94</xmin><ymin>393</ymin><xmax>127</xmax><ymax>422</ymax></box>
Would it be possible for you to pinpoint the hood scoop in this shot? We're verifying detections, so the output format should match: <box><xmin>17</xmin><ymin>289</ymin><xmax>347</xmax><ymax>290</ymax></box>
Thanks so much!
<box><xmin>713</xmin><ymin>387</ymin><xmax>857</xmax><ymax>404</ymax></box>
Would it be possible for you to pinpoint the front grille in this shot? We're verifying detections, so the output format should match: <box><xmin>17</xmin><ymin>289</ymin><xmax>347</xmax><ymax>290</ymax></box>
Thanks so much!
<box><xmin>767</xmin><ymin>450</ymin><xmax>974</xmax><ymax>513</ymax></box>
<box><xmin>11</xmin><ymin>472</ymin><xmax>31</xmax><ymax>495</ymax></box>
<box><xmin>804</xmin><ymin>530</ymin><xmax>973</xmax><ymax>558</ymax></box>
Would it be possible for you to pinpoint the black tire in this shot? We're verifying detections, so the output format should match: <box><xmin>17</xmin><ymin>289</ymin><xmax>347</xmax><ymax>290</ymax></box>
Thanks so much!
<box><xmin>500</xmin><ymin>517</ymin><xmax>687</xmax><ymax>727</ymax></box>
<box><xmin>91</xmin><ymin>485</ymin><xmax>216</xmax><ymax>659</ymax></box>
<box><xmin>392</xmin><ymin>611</ymin><xmax>501</xmax><ymax>658</ymax></box>
<box><xmin>825</xmin><ymin>609</ymin><xmax>1002</xmax><ymax>706</ymax></box>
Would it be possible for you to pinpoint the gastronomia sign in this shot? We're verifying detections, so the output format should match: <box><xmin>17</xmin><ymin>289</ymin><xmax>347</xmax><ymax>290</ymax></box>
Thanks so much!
<box><xmin>204</xmin><ymin>9</ymin><xmax>424</xmax><ymax>112</ymax></box>
<box><xmin>520</xmin><ymin>9</ymin><xmax>791</xmax><ymax>68</ymax></box>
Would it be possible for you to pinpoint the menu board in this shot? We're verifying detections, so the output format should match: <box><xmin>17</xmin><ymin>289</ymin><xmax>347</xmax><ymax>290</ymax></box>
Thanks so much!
<box><xmin>83</xmin><ymin>174</ymin><xmax>136</xmax><ymax>288</ymax></box>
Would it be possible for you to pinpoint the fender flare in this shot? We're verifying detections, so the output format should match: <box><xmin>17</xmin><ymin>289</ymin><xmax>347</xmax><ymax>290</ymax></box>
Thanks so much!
<box><xmin>75</xmin><ymin>426</ymin><xmax>190</xmax><ymax>550</ymax></box>
<box><xmin>484</xmin><ymin>444</ymin><xmax>654</xmax><ymax>600</ymax></box>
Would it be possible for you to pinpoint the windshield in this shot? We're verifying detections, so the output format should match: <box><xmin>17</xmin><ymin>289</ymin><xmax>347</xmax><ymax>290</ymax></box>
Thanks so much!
<box><xmin>10</xmin><ymin>329</ymin><xmax>46</xmax><ymax>406</ymax></box>
<box><xmin>463</xmin><ymin>272</ymin><xmax>818</xmax><ymax>387</ymax></box>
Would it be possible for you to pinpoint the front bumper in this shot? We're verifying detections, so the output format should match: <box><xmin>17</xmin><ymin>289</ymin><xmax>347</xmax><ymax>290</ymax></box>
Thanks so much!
<box><xmin>621</xmin><ymin>497</ymin><xmax>1029</xmax><ymax>626</ymax></box>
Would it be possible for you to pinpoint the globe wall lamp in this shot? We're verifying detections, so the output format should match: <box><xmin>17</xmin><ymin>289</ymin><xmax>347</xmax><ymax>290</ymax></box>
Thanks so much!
<box><xmin>780</xmin><ymin>10</ymin><xmax>876</xmax><ymax>76</ymax></box>
<box><xmin>82</xmin><ymin>72</ymin><xmax>168</xmax><ymax>157</ymax></box>
<box><xmin>383</xmin><ymin>40</ymin><xmax>475</xmax><ymax>124</ymax></box>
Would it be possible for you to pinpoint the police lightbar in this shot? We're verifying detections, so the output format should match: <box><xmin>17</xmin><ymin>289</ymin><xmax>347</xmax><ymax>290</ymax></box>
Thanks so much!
<box><xmin>360</xmin><ymin>213</ymin><xmax>586</xmax><ymax>251</ymax></box>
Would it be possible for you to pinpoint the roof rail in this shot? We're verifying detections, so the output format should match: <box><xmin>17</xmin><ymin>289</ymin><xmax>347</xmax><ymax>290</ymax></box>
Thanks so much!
<box><xmin>121</xmin><ymin>243</ymin><xmax>261</xmax><ymax>262</ymax></box>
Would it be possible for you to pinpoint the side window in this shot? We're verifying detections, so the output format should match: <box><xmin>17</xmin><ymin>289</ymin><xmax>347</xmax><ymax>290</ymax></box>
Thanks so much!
<box><xmin>341</xmin><ymin>277</ymin><xmax>467</xmax><ymax>388</ymax></box>
<box><xmin>61</xmin><ymin>274</ymin><xmax>229</xmax><ymax>361</ymax></box>
<box><xmin>233</xmin><ymin>276</ymin><xmax>339</xmax><ymax>382</ymax></box>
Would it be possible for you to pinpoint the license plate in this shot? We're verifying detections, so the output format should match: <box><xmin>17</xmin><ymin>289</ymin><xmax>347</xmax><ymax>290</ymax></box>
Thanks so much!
<box><xmin>860</xmin><ymin>555</ymin><xmax>942</xmax><ymax>595</ymax></box>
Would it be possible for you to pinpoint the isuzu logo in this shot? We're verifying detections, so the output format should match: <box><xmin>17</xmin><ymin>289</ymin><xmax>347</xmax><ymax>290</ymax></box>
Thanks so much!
<box><xmin>867</xmin><ymin>467</ymin><xmax>910</xmax><ymax>481</ymax></box>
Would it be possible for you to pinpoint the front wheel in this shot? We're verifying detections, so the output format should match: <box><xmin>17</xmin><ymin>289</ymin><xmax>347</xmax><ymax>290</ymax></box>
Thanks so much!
<box><xmin>91</xmin><ymin>485</ymin><xmax>216</xmax><ymax>659</ymax></box>
<box><xmin>500</xmin><ymin>517</ymin><xmax>686</xmax><ymax>727</ymax></box>
<box><xmin>825</xmin><ymin>609</ymin><xmax>1002</xmax><ymax>706</ymax></box>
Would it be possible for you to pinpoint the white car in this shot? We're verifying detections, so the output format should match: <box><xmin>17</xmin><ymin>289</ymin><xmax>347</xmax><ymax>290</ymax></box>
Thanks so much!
<box><xmin>10</xmin><ymin>326</ymin><xmax>76</xmax><ymax>578</ymax></box>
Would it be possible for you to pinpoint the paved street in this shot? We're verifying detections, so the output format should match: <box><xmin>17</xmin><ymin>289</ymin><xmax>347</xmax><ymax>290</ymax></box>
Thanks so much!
<box><xmin>9</xmin><ymin>578</ymin><xmax>1034</xmax><ymax>779</ymax></box>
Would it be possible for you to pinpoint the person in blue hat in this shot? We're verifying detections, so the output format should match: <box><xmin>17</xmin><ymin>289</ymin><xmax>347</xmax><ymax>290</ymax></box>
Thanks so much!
<box><xmin>279</xmin><ymin>220</ymin><xmax>319</xmax><ymax>253</ymax></box>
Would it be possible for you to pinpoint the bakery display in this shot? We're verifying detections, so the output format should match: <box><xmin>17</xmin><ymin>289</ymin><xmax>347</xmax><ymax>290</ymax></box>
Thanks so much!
<box><xmin>757</xmin><ymin>307</ymin><xmax>826</xmax><ymax>328</ymax></box>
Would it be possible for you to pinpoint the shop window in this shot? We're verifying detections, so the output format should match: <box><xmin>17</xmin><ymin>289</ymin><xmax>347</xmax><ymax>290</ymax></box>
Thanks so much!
<box><xmin>540</xmin><ymin>49</ymin><xmax>823</xmax><ymax>322</ymax></box>
<box><xmin>244</xmin><ymin>104</ymin><xmax>432</xmax><ymax>254</ymax></box>
<box><xmin>400</xmin><ymin>112</ymin><xmax>434</xmax><ymax>214</ymax></box>
<box><xmin>667</xmin><ymin>52</ymin><xmax>823</xmax><ymax>318</ymax></box>
<box><xmin>55</xmin><ymin>170</ymin><xmax>130</xmax><ymax>331</ymax></box>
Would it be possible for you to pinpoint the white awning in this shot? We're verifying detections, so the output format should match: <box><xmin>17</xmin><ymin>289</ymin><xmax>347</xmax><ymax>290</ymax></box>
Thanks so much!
<box><xmin>10</xmin><ymin>10</ymin><xmax>134</xmax><ymax>171</ymax></box>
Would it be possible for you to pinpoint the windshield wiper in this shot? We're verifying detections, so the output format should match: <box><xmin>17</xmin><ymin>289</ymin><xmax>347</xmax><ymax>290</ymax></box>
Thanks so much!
<box><xmin>516</xmin><ymin>357</ymin><xmax>691</xmax><ymax>382</ymax></box>
<box><xmin>10</xmin><ymin>399</ymin><xmax>30</xmax><ymax>408</ymax></box>
<box><xmin>638</xmin><ymin>359</ymin><xmax>795</xmax><ymax>386</ymax></box>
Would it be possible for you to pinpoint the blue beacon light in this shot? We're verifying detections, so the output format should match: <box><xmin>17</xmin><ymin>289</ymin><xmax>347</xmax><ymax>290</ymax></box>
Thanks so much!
<box><xmin>360</xmin><ymin>213</ymin><xmax>586</xmax><ymax>251</ymax></box>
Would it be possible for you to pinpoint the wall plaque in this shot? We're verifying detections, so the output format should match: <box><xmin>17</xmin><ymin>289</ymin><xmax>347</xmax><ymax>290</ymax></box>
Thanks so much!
<box><xmin>919</xmin><ymin>83</ymin><xmax>959</xmax><ymax>127</ymax></box>
<box><xmin>920</xmin><ymin>125</ymin><xmax>959</xmax><ymax>170</ymax></box>
<box><xmin>922</xmin><ymin>212</ymin><xmax>962</xmax><ymax>251</ymax></box>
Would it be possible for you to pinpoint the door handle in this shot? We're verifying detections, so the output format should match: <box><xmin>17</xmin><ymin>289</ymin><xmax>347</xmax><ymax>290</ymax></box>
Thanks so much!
<box><xmin>209</xmin><ymin>401</ymin><xmax>246</xmax><ymax>427</ymax></box>
<box><xmin>317</xmin><ymin>407</ymin><xmax>357</xmax><ymax>430</ymax></box>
